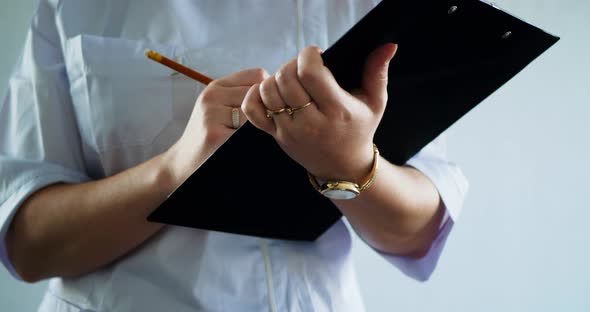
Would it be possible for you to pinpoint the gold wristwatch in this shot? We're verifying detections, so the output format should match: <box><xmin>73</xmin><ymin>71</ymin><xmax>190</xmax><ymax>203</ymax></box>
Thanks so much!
<box><xmin>307</xmin><ymin>144</ymin><xmax>379</xmax><ymax>200</ymax></box>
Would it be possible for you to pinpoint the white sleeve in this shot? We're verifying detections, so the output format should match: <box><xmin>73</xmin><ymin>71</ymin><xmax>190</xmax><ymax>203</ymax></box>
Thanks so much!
<box><xmin>0</xmin><ymin>0</ymin><xmax>90</xmax><ymax>280</ymax></box>
<box><xmin>370</xmin><ymin>132</ymin><xmax>469</xmax><ymax>281</ymax></box>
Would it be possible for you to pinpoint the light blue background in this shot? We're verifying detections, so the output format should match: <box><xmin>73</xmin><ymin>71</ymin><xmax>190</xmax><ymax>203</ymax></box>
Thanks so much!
<box><xmin>1</xmin><ymin>0</ymin><xmax>588</xmax><ymax>311</ymax></box>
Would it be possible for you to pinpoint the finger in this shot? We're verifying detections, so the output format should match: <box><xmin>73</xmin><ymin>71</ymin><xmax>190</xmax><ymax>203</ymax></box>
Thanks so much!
<box><xmin>201</xmin><ymin>103</ymin><xmax>246</xmax><ymax>130</ymax></box>
<box><xmin>199</xmin><ymin>85</ymin><xmax>252</xmax><ymax>108</ymax></box>
<box><xmin>259</xmin><ymin>76</ymin><xmax>291</xmax><ymax>122</ymax></box>
<box><xmin>275</xmin><ymin>59</ymin><xmax>320</xmax><ymax>114</ymax></box>
<box><xmin>242</xmin><ymin>83</ymin><xmax>276</xmax><ymax>135</ymax></box>
<box><xmin>361</xmin><ymin>43</ymin><xmax>397</xmax><ymax>112</ymax></box>
<box><xmin>213</xmin><ymin>67</ymin><xmax>269</xmax><ymax>87</ymax></box>
<box><xmin>297</xmin><ymin>46</ymin><xmax>346</xmax><ymax>113</ymax></box>
<box><xmin>223</xmin><ymin>86</ymin><xmax>253</xmax><ymax>107</ymax></box>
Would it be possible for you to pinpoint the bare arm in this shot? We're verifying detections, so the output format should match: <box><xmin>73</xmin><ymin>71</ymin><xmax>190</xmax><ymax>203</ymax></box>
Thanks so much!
<box><xmin>6</xmin><ymin>148</ymin><xmax>182</xmax><ymax>282</ymax></box>
<box><xmin>333</xmin><ymin>158</ymin><xmax>444</xmax><ymax>258</ymax></box>
<box><xmin>6</xmin><ymin>68</ymin><xmax>267</xmax><ymax>283</ymax></box>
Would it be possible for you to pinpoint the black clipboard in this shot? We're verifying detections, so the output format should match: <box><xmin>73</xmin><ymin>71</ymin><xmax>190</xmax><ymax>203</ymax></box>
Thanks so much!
<box><xmin>148</xmin><ymin>0</ymin><xmax>559</xmax><ymax>241</ymax></box>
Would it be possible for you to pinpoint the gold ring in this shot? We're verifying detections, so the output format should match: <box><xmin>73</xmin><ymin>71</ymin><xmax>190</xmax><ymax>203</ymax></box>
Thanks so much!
<box><xmin>265</xmin><ymin>107</ymin><xmax>288</xmax><ymax>119</ymax></box>
<box><xmin>231</xmin><ymin>108</ymin><xmax>240</xmax><ymax>129</ymax></box>
<box><xmin>287</xmin><ymin>101</ymin><xmax>313</xmax><ymax>115</ymax></box>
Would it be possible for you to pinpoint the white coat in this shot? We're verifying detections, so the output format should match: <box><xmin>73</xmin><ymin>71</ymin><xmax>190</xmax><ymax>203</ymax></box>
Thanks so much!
<box><xmin>0</xmin><ymin>1</ymin><xmax>468</xmax><ymax>311</ymax></box>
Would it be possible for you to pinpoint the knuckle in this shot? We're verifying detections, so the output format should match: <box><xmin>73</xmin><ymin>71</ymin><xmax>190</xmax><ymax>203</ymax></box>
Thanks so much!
<box><xmin>199</xmin><ymin>87</ymin><xmax>218</xmax><ymax>104</ymax></box>
<box><xmin>341</xmin><ymin>108</ymin><xmax>354</xmax><ymax>122</ymax></box>
<box><xmin>251</xmin><ymin>67</ymin><xmax>269</xmax><ymax>81</ymax></box>
<box><xmin>275</xmin><ymin>67</ymin><xmax>287</xmax><ymax>84</ymax></box>
<box><xmin>303</xmin><ymin>46</ymin><xmax>318</xmax><ymax>54</ymax></box>
<box><xmin>298</xmin><ymin>46</ymin><xmax>321</xmax><ymax>59</ymax></box>
<box><xmin>241</xmin><ymin>100</ymin><xmax>255</xmax><ymax>116</ymax></box>
<box><xmin>259</xmin><ymin>77</ymin><xmax>274</xmax><ymax>94</ymax></box>
<box><xmin>208</xmin><ymin>79</ymin><xmax>222</xmax><ymax>87</ymax></box>
<box><xmin>308</xmin><ymin>45</ymin><xmax>321</xmax><ymax>50</ymax></box>
<box><xmin>297</xmin><ymin>66</ymin><xmax>319</xmax><ymax>84</ymax></box>
<box><xmin>299</xmin><ymin>46</ymin><xmax>312</xmax><ymax>57</ymax></box>
<box><xmin>333</xmin><ymin>106</ymin><xmax>353</xmax><ymax>123</ymax></box>
<box><xmin>276</xmin><ymin>63</ymin><xmax>293</xmax><ymax>85</ymax></box>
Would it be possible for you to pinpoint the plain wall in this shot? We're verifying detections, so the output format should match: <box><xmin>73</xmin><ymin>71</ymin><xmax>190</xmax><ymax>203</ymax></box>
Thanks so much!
<box><xmin>1</xmin><ymin>0</ymin><xmax>588</xmax><ymax>311</ymax></box>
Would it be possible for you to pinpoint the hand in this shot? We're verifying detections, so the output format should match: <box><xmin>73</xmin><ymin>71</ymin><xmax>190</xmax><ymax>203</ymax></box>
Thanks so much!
<box><xmin>242</xmin><ymin>44</ymin><xmax>398</xmax><ymax>182</ymax></box>
<box><xmin>167</xmin><ymin>68</ymin><xmax>268</xmax><ymax>181</ymax></box>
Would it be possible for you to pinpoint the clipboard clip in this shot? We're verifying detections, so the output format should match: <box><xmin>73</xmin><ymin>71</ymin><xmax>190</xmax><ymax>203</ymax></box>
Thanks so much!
<box><xmin>478</xmin><ymin>0</ymin><xmax>499</xmax><ymax>8</ymax></box>
<box><xmin>448</xmin><ymin>2</ymin><xmax>512</xmax><ymax>39</ymax></box>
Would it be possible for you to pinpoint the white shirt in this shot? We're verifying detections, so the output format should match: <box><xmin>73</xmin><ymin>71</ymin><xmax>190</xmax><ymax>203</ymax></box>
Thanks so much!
<box><xmin>0</xmin><ymin>1</ymin><xmax>469</xmax><ymax>311</ymax></box>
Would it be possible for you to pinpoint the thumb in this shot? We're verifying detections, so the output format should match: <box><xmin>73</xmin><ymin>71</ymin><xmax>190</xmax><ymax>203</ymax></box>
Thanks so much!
<box><xmin>361</xmin><ymin>43</ymin><xmax>398</xmax><ymax>109</ymax></box>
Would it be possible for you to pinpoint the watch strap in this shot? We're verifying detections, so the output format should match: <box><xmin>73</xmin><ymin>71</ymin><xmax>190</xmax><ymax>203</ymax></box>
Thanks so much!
<box><xmin>358</xmin><ymin>144</ymin><xmax>379</xmax><ymax>191</ymax></box>
<box><xmin>307</xmin><ymin>144</ymin><xmax>379</xmax><ymax>194</ymax></box>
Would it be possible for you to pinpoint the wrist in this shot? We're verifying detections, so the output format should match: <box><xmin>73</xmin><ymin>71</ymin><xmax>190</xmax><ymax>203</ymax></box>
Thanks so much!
<box><xmin>314</xmin><ymin>143</ymin><xmax>375</xmax><ymax>183</ymax></box>
<box><xmin>160</xmin><ymin>141</ymin><xmax>201</xmax><ymax>189</ymax></box>
<box><xmin>308</xmin><ymin>144</ymin><xmax>380</xmax><ymax>200</ymax></box>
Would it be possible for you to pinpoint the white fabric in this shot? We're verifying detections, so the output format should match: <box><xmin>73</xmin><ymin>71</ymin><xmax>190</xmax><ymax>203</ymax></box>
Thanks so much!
<box><xmin>0</xmin><ymin>1</ymin><xmax>469</xmax><ymax>311</ymax></box>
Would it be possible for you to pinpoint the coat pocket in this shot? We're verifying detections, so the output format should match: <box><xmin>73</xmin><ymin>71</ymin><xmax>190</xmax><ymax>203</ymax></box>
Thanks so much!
<box><xmin>65</xmin><ymin>34</ymin><xmax>179</xmax><ymax>152</ymax></box>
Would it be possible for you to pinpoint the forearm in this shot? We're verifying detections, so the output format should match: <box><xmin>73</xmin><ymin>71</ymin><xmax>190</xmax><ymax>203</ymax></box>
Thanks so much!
<box><xmin>6</xmin><ymin>146</ymin><xmax>189</xmax><ymax>282</ymax></box>
<box><xmin>334</xmin><ymin>156</ymin><xmax>444</xmax><ymax>258</ymax></box>
<box><xmin>4</xmin><ymin>67</ymin><xmax>264</xmax><ymax>283</ymax></box>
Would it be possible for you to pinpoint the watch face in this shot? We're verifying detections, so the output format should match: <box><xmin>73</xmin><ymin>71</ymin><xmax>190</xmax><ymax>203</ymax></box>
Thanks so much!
<box><xmin>322</xmin><ymin>189</ymin><xmax>359</xmax><ymax>200</ymax></box>
<box><xmin>320</xmin><ymin>181</ymin><xmax>360</xmax><ymax>200</ymax></box>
